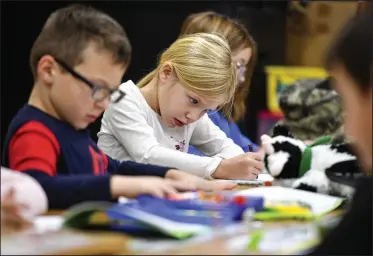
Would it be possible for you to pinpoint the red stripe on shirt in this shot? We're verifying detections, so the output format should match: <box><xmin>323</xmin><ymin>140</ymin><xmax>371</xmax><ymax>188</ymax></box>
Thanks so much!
<box><xmin>8</xmin><ymin>121</ymin><xmax>61</xmax><ymax>176</ymax></box>
<box><xmin>89</xmin><ymin>146</ymin><xmax>100</xmax><ymax>176</ymax></box>
<box><xmin>101</xmin><ymin>151</ymin><xmax>109</xmax><ymax>174</ymax></box>
<box><xmin>89</xmin><ymin>146</ymin><xmax>108</xmax><ymax>175</ymax></box>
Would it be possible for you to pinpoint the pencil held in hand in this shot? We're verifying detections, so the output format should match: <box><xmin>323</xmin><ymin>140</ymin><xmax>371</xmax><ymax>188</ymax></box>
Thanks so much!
<box><xmin>212</xmin><ymin>149</ymin><xmax>264</xmax><ymax>180</ymax></box>
<box><xmin>248</xmin><ymin>144</ymin><xmax>258</xmax><ymax>179</ymax></box>
<box><xmin>248</xmin><ymin>144</ymin><xmax>254</xmax><ymax>152</ymax></box>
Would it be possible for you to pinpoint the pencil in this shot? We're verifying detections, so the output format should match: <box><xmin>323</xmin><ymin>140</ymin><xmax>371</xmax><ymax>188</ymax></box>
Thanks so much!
<box><xmin>248</xmin><ymin>144</ymin><xmax>258</xmax><ymax>179</ymax></box>
<box><xmin>248</xmin><ymin>144</ymin><xmax>254</xmax><ymax>152</ymax></box>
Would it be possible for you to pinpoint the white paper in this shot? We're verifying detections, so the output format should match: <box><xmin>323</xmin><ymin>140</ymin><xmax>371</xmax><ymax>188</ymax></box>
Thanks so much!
<box><xmin>248</xmin><ymin>224</ymin><xmax>320</xmax><ymax>254</ymax></box>
<box><xmin>217</xmin><ymin>173</ymin><xmax>274</xmax><ymax>185</ymax></box>
<box><xmin>118</xmin><ymin>197</ymin><xmax>129</xmax><ymax>204</ymax></box>
<box><xmin>258</xmin><ymin>173</ymin><xmax>275</xmax><ymax>182</ymax></box>
<box><xmin>235</xmin><ymin>186</ymin><xmax>344</xmax><ymax>215</ymax></box>
<box><xmin>33</xmin><ymin>215</ymin><xmax>63</xmax><ymax>233</ymax></box>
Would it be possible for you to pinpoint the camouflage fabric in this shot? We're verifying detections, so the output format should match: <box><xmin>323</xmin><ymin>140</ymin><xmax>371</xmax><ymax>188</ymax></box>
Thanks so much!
<box><xmin>330</xmin><ymin>126</ymin><xmax>347</xmax><ymax>144</ymax></box>
<box><xmin>269</xmin><ymin>78</ymin><xmax>343</xmax><ymax>141</ymax></box>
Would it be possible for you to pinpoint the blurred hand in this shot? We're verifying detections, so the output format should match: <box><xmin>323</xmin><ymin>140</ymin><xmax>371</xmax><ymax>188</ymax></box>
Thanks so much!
<box><xmin>111</xmin><ymin>175</ymin><xmax>197</xmax><ymax>199</ymax></box>
<box><xmin>165</xmin><ymin>169</ymin><xmax>237</xmax><ymax>191</ymax></box>
<box><xmin>1</xmin><ymin>187</ymin><xmax>31</xmax><ymax>229</ymax></box>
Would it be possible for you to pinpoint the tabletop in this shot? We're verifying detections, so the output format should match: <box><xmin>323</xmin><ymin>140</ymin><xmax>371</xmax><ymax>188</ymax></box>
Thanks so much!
<box><xmin>1</xmin><ymin>184</ymin><xmax>341</xmax><ymax>255</ymax></box>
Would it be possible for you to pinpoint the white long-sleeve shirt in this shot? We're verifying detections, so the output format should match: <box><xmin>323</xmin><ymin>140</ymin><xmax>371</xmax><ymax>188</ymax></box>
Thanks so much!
<box><xmin>97</xmin><ymin>80</ymin><xmax>244</xmax><ymax>179</ymax></box>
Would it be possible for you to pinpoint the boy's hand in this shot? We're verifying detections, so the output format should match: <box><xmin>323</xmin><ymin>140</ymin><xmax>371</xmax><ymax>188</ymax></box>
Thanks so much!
<box><xmin>165</xmin><ymin>169</ymin><xmax>237</xmax><ymax>191</ymax></box>
<box><xmin>110</xmin><ymin>176</ymin><xmax>196</xmax><ymax>199</ymax></box>
<box><xmin>212</xmin><ymin>153</ymin><xmax>264</xmax><ymax>180</ymax></box>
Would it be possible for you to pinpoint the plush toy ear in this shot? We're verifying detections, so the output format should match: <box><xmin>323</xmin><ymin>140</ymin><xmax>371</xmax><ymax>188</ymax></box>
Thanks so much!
<box><xmin>273</xmin><ymin>124</ymin><xmax>294</xmax><ymax>138</ymax></box>
<box><xmin>260</xmin><ymin>135</ymin><xmax>274</xmax><ymax>155</ymax></box>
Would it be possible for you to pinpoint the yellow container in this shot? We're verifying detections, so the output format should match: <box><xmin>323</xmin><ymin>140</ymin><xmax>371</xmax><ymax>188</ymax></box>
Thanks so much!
<box><xmin>265</xmin><ymin>66</ymin><xmax>328</xmax><ymax>113</ymax></box>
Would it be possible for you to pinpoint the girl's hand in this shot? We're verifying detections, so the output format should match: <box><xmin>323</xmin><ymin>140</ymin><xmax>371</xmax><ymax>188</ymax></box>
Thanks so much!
<box><xmin>212</xmin><ymin>153</ymin><xmax>264</xmax><ymax>180</ymax></box>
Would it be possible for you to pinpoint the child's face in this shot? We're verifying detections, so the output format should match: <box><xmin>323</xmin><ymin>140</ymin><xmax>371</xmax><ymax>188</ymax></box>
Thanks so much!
<box><xmin>40</xmin><ymin>44</ymin><xmax>126</xmax><ymax>130</ymax></box>
<box><xmin>157</xmin><ymin>66</ymin><xmax>223</xmax><ymax>128</ymax></box>
<box><xmin>330</xmin><ymin>66</ymin><xmax>372</xmax><ymax>171</ymax></box>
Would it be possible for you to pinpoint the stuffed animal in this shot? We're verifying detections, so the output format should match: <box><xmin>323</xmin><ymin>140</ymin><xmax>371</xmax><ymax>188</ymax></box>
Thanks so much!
<box><xmin>261</xmin><ymin>125</ymin><xmax>364</xmax><ymax>199</ymax></box>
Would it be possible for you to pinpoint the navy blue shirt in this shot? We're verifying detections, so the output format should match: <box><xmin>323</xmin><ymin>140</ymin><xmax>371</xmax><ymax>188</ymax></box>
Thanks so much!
<box><xmin>3</xmin><ymin>105</ymin><xmax>170</xmax><ymax>210</ymax></box>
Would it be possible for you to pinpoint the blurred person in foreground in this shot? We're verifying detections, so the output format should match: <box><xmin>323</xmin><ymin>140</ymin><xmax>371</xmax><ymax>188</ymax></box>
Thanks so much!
<box><xmin>1</xmin><ymin>167</ymin><xmax>48</xmax><ymax>230</ymax></box>
<box><xmin>309</xmin><ymin>10</ymin><xmax>372</xmax><ymax>255</ymax></box>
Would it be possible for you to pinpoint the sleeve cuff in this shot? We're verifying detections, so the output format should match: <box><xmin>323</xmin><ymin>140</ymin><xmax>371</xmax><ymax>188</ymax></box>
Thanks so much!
<box><xmin>205</xmin><ymin>157</ymin><xmax>223</xmax><ymax>180</ymax></box>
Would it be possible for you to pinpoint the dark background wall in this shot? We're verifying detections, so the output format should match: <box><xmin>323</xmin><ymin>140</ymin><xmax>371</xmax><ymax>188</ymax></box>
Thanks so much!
<box><xmin>1</xmin><ymin>1</ymin><xmax>287</xmax><ymax>150</ymax></box>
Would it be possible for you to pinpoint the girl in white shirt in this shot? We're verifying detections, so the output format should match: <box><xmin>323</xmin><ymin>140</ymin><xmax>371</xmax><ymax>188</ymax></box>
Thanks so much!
<box><xmin>98</xmin><ymin>33</ymin><xmax>263</xmax><ymax>180</ymax></box>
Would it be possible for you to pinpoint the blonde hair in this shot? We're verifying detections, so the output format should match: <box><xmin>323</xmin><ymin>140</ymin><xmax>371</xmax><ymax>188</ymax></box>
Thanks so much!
<box><xmin>180</xmin><ymin>11</ymin><xmax>257</xmax><ymax>122</ymax></box>
<box><xmin>137</xmin><ymin>33</ymin><xmax>237</xmax><ymax>113</ymax></box>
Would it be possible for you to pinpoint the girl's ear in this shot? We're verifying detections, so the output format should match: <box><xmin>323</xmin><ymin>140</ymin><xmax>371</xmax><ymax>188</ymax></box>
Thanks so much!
<box><xmin>159</xmin><ymin>62</ymin><xmax>173</xmax><ymax>84</ymax></box>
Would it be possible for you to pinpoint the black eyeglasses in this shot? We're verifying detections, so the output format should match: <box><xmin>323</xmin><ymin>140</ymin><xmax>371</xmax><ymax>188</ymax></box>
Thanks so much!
<box><xmin>54</xmin><ymin>58</ymin><xmax>125</xmax><ymax>103</ymax></box>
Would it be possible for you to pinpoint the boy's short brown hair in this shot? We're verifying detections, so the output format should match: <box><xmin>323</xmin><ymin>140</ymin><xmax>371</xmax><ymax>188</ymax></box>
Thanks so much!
<box><xmin>30</xmin><ymin>4</ymin><xmax>131</xmax><ymax>78</ymax></box>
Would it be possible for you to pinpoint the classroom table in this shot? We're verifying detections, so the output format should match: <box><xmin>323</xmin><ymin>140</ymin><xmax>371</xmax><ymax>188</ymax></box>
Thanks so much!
<box><xmin>1</xmin><ymin>184</ymin><xmax>342</xmax><ymax>255</ymax></box>
<box><xmin>1</xmin><ymin>226</ymin><xmax>129</xmax><ymax>255</ymax></box>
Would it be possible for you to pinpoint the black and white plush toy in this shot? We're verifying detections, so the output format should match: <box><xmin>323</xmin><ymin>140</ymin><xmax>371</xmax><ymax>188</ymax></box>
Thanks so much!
<box><xmin>261</xmin><ymin>125</ymin><xmax>363</xmax><ymax>199</ymax></box>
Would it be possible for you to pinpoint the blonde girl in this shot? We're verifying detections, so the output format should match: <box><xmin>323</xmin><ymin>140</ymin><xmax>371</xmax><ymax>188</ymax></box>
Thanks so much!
<box><xmin>97</xmin><ymin>33</ymin><xmax>263</xmax><ymax>180</ymax></box>
<box><xmin>180</xmin><ymin>11</ymin><xmax>259</xmax><ymax>155</ymax></box>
